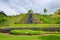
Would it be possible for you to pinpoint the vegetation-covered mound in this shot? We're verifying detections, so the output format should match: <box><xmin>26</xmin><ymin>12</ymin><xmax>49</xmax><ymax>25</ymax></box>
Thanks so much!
<box><xmin>10</xmin><ymin>30</ymin><xmax>41</xmax><ymax>35</ymax></box>
<box><xmin>0</xmin><ymin>9</ymin><xmax>60</xmax><ymax>27</ymax></box>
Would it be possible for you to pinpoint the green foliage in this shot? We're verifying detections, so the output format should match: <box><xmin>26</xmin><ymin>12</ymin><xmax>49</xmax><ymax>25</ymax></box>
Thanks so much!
<box><xmin>54</xmin><ymin>8</ymin><xmax>60</xmax><ymax>15</ymax></box>
<box><xmin>0</xmin><ymin>34</ymin><xmax>60</xmax><ymax>40</ymax></box>
<box><xmin>0</xmin><ymin>11</ymin><xmax>8</xmax><ymax>26</ymax></box>
<box><xmin>0</xmin><ymin>11</ymin><xmax>60</xmax><ymax>28</ymax></box>
<box><xmin>10</xmin><ymin>30</ymin><xmax>41</xmax><ymax>35</ymax></box>
<box><xmin>43</xmin><ymin>8</ymin><xmax>47</xmax><ymax>13</ymax></box>
<box><xmin>0</xmin><ymin>13</ymin><xmax>25</xmax><ymax>26</ymax></box>
<box><xmin>0</xmin><ymin>11</ymin><xmax>7</xmax><ymax>16</ymax></box>
<box><xmin>0</xmin><ymin>19</ymin><xmax>8</xmax><ymax>26</ymax></box>
<box><xmin>40</xmin><ymin>35</ymin><xmax>60</xmax><ymax>40</ymax></box>
<box><xmin>28</xmin><ymin>9</ymin><xmax>33</xmax><ymax>13</ymax></box>
<box><xmin>0</xmin><ymin>34</ymin><xmax>40</xmax><ymax>40</ymax></box>
<box><xmin>37</xmin><ymin>14</ymin><xmax>60</xmax><ymax>24</ymax></box>
<box><xmin>0</xmin><ymin>19</ymin><xmax>6</xmax><ymax>22</ymax></box>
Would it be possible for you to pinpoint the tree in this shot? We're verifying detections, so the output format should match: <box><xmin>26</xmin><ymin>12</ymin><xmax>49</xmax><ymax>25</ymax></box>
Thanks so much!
<box><xmin>0</xmin><ymin>11</ymin><xmax>7</xmax><ymax>16</ymax></box>
<box><xmin>55</xmin><ymin>8</ymin><xmax>60</xmax><ymax>15</ymax></box>
<box><xmin>43</xmin><ymin>8</ymin><xmax>47</xmax><ymax>14</ymax></box>
<box><xmin>28</xmin><ymin>9</ymin><xmax>33</xmax><ymax>13</ymax></box>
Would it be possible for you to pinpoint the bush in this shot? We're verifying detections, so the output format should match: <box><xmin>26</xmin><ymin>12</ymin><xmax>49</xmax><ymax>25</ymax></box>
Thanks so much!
<box><xmin>37</xmin><ymin>14</ymin><xmax>60</xmax><ymax>24</ymax></box>
<box><xmin>9</xmin><ymin>30</ymin><xmax>41</xmax><ymax>35</ymax></box>
<box><xmin>14</xmin><ymin>22</ymin><xmax>17</xmax><ymax>24</ymax></box>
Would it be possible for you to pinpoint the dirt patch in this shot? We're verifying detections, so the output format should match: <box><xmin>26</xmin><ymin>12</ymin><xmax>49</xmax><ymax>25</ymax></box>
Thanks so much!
<box><xmin>0</xmin><ymin>28</ymin><xmax>40</xmax><ymax>33</ymax></box>
<box><xmin>0</xmin><ymin>27</ymin><xmax>60</xmax><ymax>34</ymax></box>
<box><xmin>42</xmin><ymin>27</ymin><xmax>60</xmax><ymax>32</ymax></box>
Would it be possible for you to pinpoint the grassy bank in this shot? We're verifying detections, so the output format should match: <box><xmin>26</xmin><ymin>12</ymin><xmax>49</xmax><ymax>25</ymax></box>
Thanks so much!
<box><xmin>0</xmin><ymin>33</ymin><xmax>60</xmax><ymax>40</ymax></box>
<box><xmin>0</xmin><ymin>24</ymin><xmax>60</xmax><ymax>28</ymax></box>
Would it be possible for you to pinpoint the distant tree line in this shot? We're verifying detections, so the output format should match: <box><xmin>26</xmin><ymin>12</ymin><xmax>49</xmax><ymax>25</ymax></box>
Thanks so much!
<box><xmin>0</xmin><ymin>11</ymin><xmax>7</xmax><ymax>16</ymax></box>
<box><xmin>54</xmin><ymin>8</ymin><xmax>60</xmax><ymax>15</ymax></box>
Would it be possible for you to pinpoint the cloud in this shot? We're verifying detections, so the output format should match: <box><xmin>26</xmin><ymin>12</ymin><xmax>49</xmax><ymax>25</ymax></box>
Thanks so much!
<box><xmin>46</xmin><ymin>0</ymin><xmax>60</xmax><ymax>13</ymax></box>
<box><xmin>0</xmin><ymin>0</ymin><xmax>60</xmax><ymax>15</ymax></box>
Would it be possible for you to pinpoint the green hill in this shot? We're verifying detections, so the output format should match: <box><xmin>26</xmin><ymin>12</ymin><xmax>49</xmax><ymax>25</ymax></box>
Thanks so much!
<box><xmin>36</xmin><ymin>14</ymin><xmax>60</xmax><ymax>24</ymax></box>
<box><xmin>0</xmin><ymin>11</ymin><xmax>60</xmax><ymax>28</ymax></box>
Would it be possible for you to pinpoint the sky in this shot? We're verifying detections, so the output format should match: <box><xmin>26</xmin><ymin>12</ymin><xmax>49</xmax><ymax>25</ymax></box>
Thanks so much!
<box><xmin>0</xmin><ymin>0</ymin><xmax>60</xmax><ymax>15</ymax></box>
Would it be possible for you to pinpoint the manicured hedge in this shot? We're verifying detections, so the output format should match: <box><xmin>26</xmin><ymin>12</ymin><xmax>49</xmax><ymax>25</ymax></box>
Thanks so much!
<box><xmin>9</xmin><ymin>30</ymin><xmax>42</xmax><ymax>35</ymax></box>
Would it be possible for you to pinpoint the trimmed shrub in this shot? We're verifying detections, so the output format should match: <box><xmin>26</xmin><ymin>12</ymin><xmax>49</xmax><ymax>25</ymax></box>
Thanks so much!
<box><xmin>9</xmin><ymin>30</ymin><xmax>41</xmax><ymax>35</ymax></box>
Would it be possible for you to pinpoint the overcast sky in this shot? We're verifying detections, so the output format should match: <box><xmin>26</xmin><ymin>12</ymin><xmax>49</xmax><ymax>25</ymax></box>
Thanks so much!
<box><xmin>0</xmin><ymin>0</ymin><xmax>60</xmax><ymax>15</ymax></box>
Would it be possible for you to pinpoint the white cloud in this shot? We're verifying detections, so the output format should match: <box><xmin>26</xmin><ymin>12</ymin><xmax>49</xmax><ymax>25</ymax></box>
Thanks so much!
<box><xmin>0</xmin><ymin>0</ymin><xmax>60</xmax><ymax>15</ymax></box>
<box><xmin>0</xmin><ymin>2</ymin><xmax>18</xmax><ymax>15</ymax></box>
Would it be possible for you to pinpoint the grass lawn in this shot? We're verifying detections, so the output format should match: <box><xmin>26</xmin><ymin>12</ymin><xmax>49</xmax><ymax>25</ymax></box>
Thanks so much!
<box><xmin>0</xmin><ymin>33</ymin><xmax>40</xmax><ymax>40</ymax></box>
<box><xmin>0</xmin><ymin>24</ymin><xmax>60</xmax><ymax>28</ymax></box>
<box><xmin>0</xmin><ymin>10</ymin><xmax>60</xmax><ymax>40</ymax></box>
<box><xmin>0</xmin><ymin>33</ymin><xmax>60</xmax><ymax>40</ymax></box>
